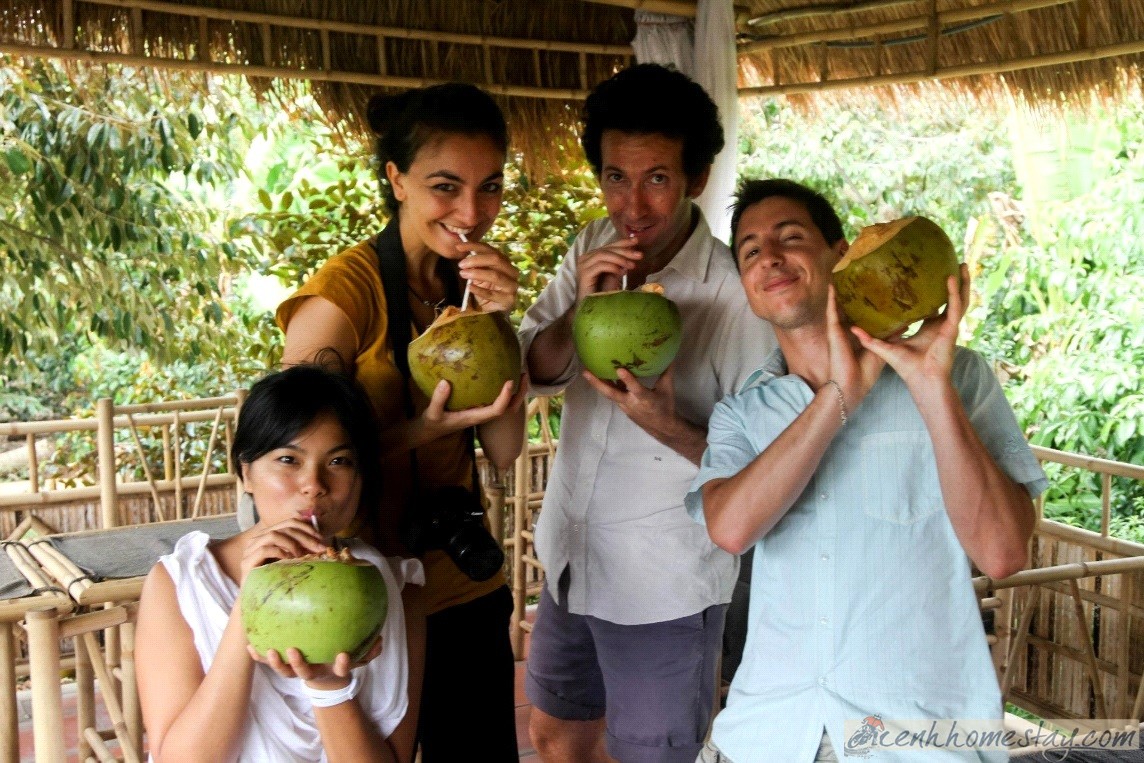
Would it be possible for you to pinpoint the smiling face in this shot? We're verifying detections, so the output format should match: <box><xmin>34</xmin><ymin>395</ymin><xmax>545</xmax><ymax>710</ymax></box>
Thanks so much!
<box><xmin>599</xmin><ymin>130</ymin><xmax>709</xmax><ymax>262</ymax></box>
<box><xmin>735</xmin><ymin>196</ymin><xmax>848</xmax><ymax>331</ymax></box>
<box><xmin>240</xmin><ymin>410</ymin><xmax>362</xmax><ymax>537</ymax></box>
<box><xmin>388</xmin><ymin>132</ymin><xmax>506</xmax><ymax>260</ymax></box>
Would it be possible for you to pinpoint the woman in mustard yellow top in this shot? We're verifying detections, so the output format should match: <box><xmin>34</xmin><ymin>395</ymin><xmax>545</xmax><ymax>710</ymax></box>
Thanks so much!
<box><xmin>277</xmin><ymin>83</ymin><xmax>527</xmax><ymax>760</ymax></box>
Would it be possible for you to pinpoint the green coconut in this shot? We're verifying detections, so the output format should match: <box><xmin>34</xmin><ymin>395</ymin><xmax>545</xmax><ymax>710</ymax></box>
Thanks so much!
<box><xmin>832</xmin><ymin>216</ymin><xmax>961</xmax><ymax>339</ymax></box>
<box><xmin>240</xmin><ymin>548</ymin><xmax>387</xmax><ymax>664</ymax></box>
<box><xmin>573</xmin><ymin>284</ymin><xmax>683</xmax><ymax>381</ymax></box>
<box><xmin>408</xmin><ymin>306</ymin><xmax>521</xmax><ymax>411</ymax></box>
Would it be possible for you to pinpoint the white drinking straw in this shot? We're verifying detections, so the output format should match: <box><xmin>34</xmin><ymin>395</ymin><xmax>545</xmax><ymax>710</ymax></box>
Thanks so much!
<box><xmin>459</xmin><ymin>232</ymin><xmax>474</xmax><ymax>310</ymax></box>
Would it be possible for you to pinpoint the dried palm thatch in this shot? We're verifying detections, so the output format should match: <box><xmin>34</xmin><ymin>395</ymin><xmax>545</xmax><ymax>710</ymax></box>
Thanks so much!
<box><xmin>736</xmin><ymin>0</ymin><xmax>1143</xmax><ymax>108</ymax></box>
<box><xmin>0</xmin><ymin>0</ymin><xmax>1141</xmax><ymax>172</ymax></box>
<box><xmin>0</xmin><ymin>0</ymin><xmax>638</xmax><ymax>175</ymax></box>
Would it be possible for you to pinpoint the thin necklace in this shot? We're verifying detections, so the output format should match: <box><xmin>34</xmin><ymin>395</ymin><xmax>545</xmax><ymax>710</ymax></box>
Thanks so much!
<box><xmin>407</xmin><ymin>282</ymin><xmax>444</xmax><ymax>309</ymax></box>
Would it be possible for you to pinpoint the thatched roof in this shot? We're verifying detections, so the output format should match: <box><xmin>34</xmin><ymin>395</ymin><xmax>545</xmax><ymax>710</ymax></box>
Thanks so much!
<box><xmin>1</xmin><ymin>0</ymin><xmax>1141</xmax><ymax>171</ymax></box>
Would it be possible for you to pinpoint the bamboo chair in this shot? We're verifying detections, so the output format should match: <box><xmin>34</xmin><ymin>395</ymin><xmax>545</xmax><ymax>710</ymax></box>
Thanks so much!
<box><xmin>22</xmin><ymin>516</ymin><xmax>238</xmax><ymax>763</ymax></box>
<box><xmin>0</xmin><ymin>540</ymin><xmax>71</xmax><ymax>763</ymax></box>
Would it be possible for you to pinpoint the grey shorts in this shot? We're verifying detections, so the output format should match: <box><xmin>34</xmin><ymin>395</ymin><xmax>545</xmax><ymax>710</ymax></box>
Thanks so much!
<box><xmin>525</xmin><ymin>582</ymin><xmax>727</xmax><ymax>763</ymax></box>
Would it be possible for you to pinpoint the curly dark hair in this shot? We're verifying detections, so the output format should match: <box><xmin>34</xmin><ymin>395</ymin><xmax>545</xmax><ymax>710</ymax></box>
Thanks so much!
<box><xmin>366</xmin><ymin>83</ymin><xmax>508</xmax><ymax>215</ymax></box>
<box><xmin>581</xmin><ymin>63</ymin><xmax>724</xmax><ymax>182</ymax></box>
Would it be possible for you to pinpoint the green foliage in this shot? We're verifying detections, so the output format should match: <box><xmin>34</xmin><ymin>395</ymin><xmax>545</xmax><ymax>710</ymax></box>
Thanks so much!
<box><xmin>737</xmin><ymin>97</ymin><xmax>1015</xmax><ymax>246</ymax></box>
<box><xmin>970</xmin><ymin>99</ymin><xmax>1144</xmax><ymax>532</ymax></box>
<box><xmin>0</xmin><ymin>59</ymin><xmax>278</xmax><ymax>369</ymax></box>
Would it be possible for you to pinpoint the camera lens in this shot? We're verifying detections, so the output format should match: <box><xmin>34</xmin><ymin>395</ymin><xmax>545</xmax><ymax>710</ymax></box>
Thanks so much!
<box><xmin>447</xmin><ymin>525</ymin><xmax>505</xmax><ymax>582</ymax></box>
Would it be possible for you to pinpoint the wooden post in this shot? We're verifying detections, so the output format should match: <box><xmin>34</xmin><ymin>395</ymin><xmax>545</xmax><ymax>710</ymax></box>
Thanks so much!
<box><xmin>121</xmin><ymin>617</ymin><xmax>141</xmax><ymax>755</ymax></box>
<box><xmin>197</xmin><ymin>16</ymin><xmax>210</xmax><ymax>62</ymax></box>
<box><xmin>234</xmin><ymin>389</ymin><xmax>248</xmax><ymax>505</ymax></box>
<box><xmin>926</xmin><ymin>0</ymin><xmax>940</xmax><ymax>75</ymax></box>
<box><xmin>26</xmin><ymin>433</ymin><xmax>39</xmax><ymax>494</ymax></box>
<box><xmin>261</xmin><ymin>23</ymin><xmax>272</xmax><ymax>66</ymax></box>
<box><xmin>26</xmin><ymin>607</ymin><xmax>66</xmax><ymax>763</ymax></box>
<box><xmin>74</xmin><ymin>629</ymin><xmax>95</xmax><ymax>762</ymax></box>
<box><xmin>61</xmin><ymin>0</ymin><xmax>75</xmax><ymax>49</ymax></box>
<box><xmin>485</xmin><ymin>480</ymin><xmax>506</xmax><ymax>547</ymax></box>
<box><xmin>96</xmin><ymin>398</ymin><xmax>118</xmax><ymax>529</ymax></box>
<box><xmin>510</xmin><ymin>426</ymin><xmax>530</xmax><ymax>660</ymax></box>
<box><xmin>173</xmin><ymin>411</ymin><xmax>183</xmax><ymax>519</ymax></box>
<box><xmin>0</xmin><ymin>624</ymin><xmax>16</xmax><ymax>763</ymax></box>
<box><xmin>376</xmin><ymin>35</ymin><xmax>387</xmax><ymax>75</ymax></box>
<box><xmin>320</xmin><ymin>28</ymin><xmax>331</xmax><ymax>72</ymax></box>
<box><xmin>1101</xmin><ymin>472</ymin><xmax>1111</xmax><ymax>537</ymax></box>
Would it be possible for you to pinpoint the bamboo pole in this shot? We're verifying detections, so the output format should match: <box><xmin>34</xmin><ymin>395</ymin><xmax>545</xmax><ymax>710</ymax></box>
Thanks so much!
<box><xmin>173</xmin><ymin>411</ymin><xmax>182</xmax><ymax>520</ymax></box>
<box><xmin>579</xmin><ymin>0</ymin><xmax>697</xmax><ymax>17</ymax></box>
<box><xmin>82</xmin><ymin>728</ymin><xmax>118</xmax><ymax>763</ymax></box>
<box><xmin>1067</xmin><ymin>578</ymin><xmax>1108</xmax><ymax>718</ymax></box>
<box><xmin>1101</xmin><ymin>472</ymin><xmax>1112</xmax><ymax>537</ymax></box>
<box><xmin>0</xmin><ymin>39</ymin><xmax>596</xmax><ymax>102</ymax></box>
<box><xmin>739</xmin><ymin>39</ymin><xmax>1144</xmax><ymax>97</ymax></box>
<box><xmin>0</xmin><ymin>472</ymin><xmax>236</xmax><ymax>509</ymax></box>
<box><xmin>26</xmin><ymin>607</ymin><xmax>66</xmax><ymax>763</ymax></box>
<box><xmin>62</xmin><ymin>0</ymin><xmax>75</xmax><ymax>49</ymax></box>
<box><xmin>1077</xmin><ymin>0</ymin><xmax>1091</xmax><ymax>48</ymax></box>
<box><xmin>26</xmin><ymin>434</ymin><xmax>39</xmax><ymax>494</ymax></box>
<box><xmin>320</xmin><ymin>28</ymin><xmax>331</xmax><ymax>72</ymax></box>
<box><xmin>81</xmin><ymin>631</ymin><xmax>142</xmax><ymax>763</ymax></box>
<box><xmin>77</xmin><ymin>0</ymin><xmax>634</xmax><ymax>55</ymax></box>
<box><xmin>96</xmin><ymin>398</ymin><xmax>118</xmax><ymax>529</ymax></box>
<box><xmin>1037</xmin><ymin>520</ymin><xmax>1144</xmax><ymax>557</ymax></box>
<box><xmin>190</xmin><ymin>407</ymin><xmax>223</xmax><ymax>519</ymax></box>
<box><xmin>113</xmin><ymin>396</ymin><xmax>238</xmax><ymax>415</ymax></box>
<box><xmin>510</xmin><ymin>425</ymin><xmax>529</xmax><ymax>660</ymax></box>
<box><xmin>0</xmin><ymin>624</ymin><xmax>15</xmax><ymax>763</ymax></box>
<box><xmin>1002</xmin><ymin>587</ymin><xmax>1039</xmax><ymax>694</ymax></box>
<box><xmin>125</xmin><ymin>414</ymin><xmax>165</xmax><ymax>521</ymax></box>
<box><xmin>0</xmin><ymin>406</ymin><xmax>234</xmax><ymax>437</ymax></box>
<box><xmin>121</xmin><ymin>617</ymin><xmax>141</xmax><ymax>755</ymax></box>
<box><xmin>260</xmin><ymin>22</ymin><xmax>272</xmax><ymax>67</ymax></box>
<box><xmin>1117</xmin><ymin>574</ymin><xmax>1133</xmax><ymax>718</ymax></box>
<box><xmin>740</xmin><ymin>0</ymin><xmax>1075</xmax><ymax>54</ymax></box>
<box><xmin>74</xmin><ymin>629</ymin><xmax>95</xmax><ymax>762</ymax></box>
<box><xmin>376</xmin><ymin>35</ymin><xmax>387</xmax><ymax>76</ymax></box>
<box><xmin>197</xmin><ymin>15</ymin><xmax>209</xmax><ymax>62</ymax></box>
<box><xmin>925</xmin><ymin>0</ymin><xmax>939</xmax><ymax>76</ymax></box>
<box><xmin>1033</xmin><ymin>446</ymin><xmax>1144</xmax><ymax>481</ymax></box>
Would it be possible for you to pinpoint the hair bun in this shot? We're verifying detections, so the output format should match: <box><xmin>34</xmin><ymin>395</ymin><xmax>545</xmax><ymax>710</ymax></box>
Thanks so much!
<box><xmin>366</xmin><ymin>91</ymin><xmax>414</xmax><ymax>135</ymax></box>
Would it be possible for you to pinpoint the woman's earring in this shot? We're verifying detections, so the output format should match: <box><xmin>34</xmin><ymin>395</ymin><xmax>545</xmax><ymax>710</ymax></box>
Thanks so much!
<box><xmin>237</xmin><ymin>492</ymin><xmax>259</xmax><ymax>531</ymax></box>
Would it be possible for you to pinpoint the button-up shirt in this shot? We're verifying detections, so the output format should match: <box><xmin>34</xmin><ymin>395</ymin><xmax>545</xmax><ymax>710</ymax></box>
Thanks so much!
<box><xmin>686</xmin><ymin>347</ymin><xmax>1048</xmax><ymax>762</ymax></box>
<box><xmin>518</xmin><ymin>209</ymin><xmax>777</xmax><ymax>624</ymax></box>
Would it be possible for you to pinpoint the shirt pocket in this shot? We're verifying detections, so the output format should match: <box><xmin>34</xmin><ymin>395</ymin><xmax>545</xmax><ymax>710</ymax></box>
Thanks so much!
<box><xmin>858</xmin><ymin>430</ymin><xmax>944</xmax><ymax>525</ymax></box>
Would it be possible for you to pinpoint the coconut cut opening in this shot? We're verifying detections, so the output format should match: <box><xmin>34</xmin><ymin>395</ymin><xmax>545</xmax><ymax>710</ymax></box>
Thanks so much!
<box><xmin>425</xmin><ymin>304</ymin><xmax>485</xmax><ymax>329</ymax></box>
<box><xmin>591</xmin><ymin>283</ymin><xmax>665</xmax><ymax>297</ymax></box>
<box><xmin>833</xmin><ymin>217</ymin><xmax>918</xmax><ymax>273</ymax></box>
<box><xmin>275</xmin><ymin>547</ymin><xmax>371</xmax><ymax>566</ymax></box>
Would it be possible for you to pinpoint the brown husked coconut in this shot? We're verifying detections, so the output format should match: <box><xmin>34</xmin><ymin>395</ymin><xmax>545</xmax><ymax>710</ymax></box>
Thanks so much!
<box><xmin>832</xmin><ymin>216</ymin><xmax>961</xmax><ymax>339</ymax></box>
<box><xmin>407</xmin><ymin>306</ymin><xmax>521</xmax><ymax>411</ymax></box>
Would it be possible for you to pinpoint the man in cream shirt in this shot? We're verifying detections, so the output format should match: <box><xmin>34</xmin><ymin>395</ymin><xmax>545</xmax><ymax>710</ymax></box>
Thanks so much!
<box><xmin>519</xmin><ymin>64</ymin><xmax>777</xmax><ymax>763</ymax></box>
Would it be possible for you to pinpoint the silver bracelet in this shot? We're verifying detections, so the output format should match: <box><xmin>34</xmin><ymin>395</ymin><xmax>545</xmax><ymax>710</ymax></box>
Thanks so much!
<box><xmin>824</xmin><ymin>379</ymin><xmax>848</xmax><ymax>425</ymax></box>
<box><xmin>302</xmin><ymin>672</ymin><xmax>361</xmax><ymax>708</ymax></box>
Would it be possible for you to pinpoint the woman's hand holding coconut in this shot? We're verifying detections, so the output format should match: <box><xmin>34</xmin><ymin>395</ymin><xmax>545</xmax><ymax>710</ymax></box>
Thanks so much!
<box><xmin>238</xmin><ymin>517</ymin><xmax>381</xmax><ymax>686</ymax></box>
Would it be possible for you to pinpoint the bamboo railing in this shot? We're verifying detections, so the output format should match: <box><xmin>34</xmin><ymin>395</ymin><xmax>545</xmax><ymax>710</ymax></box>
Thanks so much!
<box><xmin>0</xmin><ymin>394</ymin><xmax>243</xmax><ymax>536</ymax></box>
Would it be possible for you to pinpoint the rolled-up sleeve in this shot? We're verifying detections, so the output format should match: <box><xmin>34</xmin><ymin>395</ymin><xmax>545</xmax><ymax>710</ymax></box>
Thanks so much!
<box><xmin>685</xmin><ymin>398</ymin><xmax>759</xmax><ymax>525</ymax></box>
<box><xmin>518</xmin><ymin>234</ymin><xmax>587</xmax><ymax>397</ymax></box>
<box><xmin>954</xmin><ymin>349</ymin><xmax>1050</xmax><ymax>498</ymax></box>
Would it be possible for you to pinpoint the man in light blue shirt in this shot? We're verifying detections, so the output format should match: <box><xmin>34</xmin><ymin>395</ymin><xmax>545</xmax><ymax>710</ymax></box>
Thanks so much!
<box><xmin>686</xmin><ymin>179</ymin><xmax>1048</xmax><ymax>762</ymax></box>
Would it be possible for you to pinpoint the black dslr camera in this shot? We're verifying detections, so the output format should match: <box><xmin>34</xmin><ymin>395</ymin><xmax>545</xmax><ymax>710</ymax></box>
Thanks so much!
<box><xmin>400</xmin><ymin>486</ymin><xmax>505</xmax><ymax>582</ymax></box>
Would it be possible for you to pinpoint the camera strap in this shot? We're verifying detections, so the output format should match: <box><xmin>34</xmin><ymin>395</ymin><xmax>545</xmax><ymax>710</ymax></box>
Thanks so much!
<box><xmin>372</xmin><ymin>219</ymin><xmax>480</xmax><ymax>492</ymax></box>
